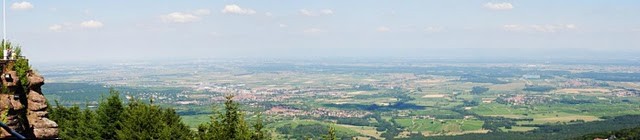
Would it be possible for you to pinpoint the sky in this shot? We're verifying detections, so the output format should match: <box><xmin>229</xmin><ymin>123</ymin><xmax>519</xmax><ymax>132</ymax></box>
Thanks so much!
<box><xmin>3</xmin><ymin>0</ymin><xmax>640</xmax><ymax>64</ymax></box>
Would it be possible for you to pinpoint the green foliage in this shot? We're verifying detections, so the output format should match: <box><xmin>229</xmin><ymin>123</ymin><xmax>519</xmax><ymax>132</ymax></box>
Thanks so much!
<box><xmin>49</xmin><ymin>101</ymin><xmax>101</xmax><ymax>140</ymax></box>
<box><xmin>323</xmin><ymin>125</ymin><xmax>337</xmax><ymax>140</ymax></box>
<box><xmin>251</xmin><ymin>113</ymin><xmax>267</xmax><ymax>140</ymax></box>
<box><xmin>14</xmin><ymin>56</ymin><xmax>30</xmax><ymax>90</ymax></box>
<box><xmin>523</xmin><ymin>85</ymin><xmax>556</xmax><ymax>92</ymax></box>
<box><xmin>577</xmin><ymin>126</ymin><xmax>640</xmax><ymax>140</ymax></box>
<box><xmin>460</xmin><ymin>75</ymin><xmax>509</xmax><ymax>84</ymax></box>
<box><xmin>96</xmin><ymin>88</ymin><xmax>124</xmax><ymax>139</ymax></box>
<box><xmin>3</xmin><ymin>41</ymin><xmax>32</xmax><ymax>93</ymax></box>
<box><xmin>116</xmin><ymin>99</ymin><xmax>192</xmax><ymax>139</ymax></box>
<box><xmin>50</xmin><ymin>89</ymin><xmax>193</xmax><ymax>140</ymax></box>
<box><xmin>573</xmin><ymin>72</ymin><xmax>640</xmax><ymax>82</ymax></box>
<box><xmin>13</xmin><ymin>46</ymin><xmax>21</xmax><ymax>58</ymax></box>
<box><xmin>49</xmin><ymin>89</ymin><xmax>270</xmax><ymax>139</ymax></box>
<box><xmin>396</xmin><ymin>133</ymin><xmax>428</xmax><ymax>140</ymax></box>
<box><xmin>471</xmin><ymin>86</ymin><xmax>489</xmax><ymax>94</ymax></box>
<box><xmin>335</xmin><ymin>117</ymin><xmax>371</xmax><ymax>126</ymax></box>
<box><xmin>0</xmin><ymin>40</ymin><xmax>9</xmax><ymax>58</ymax></box>
<box><xmin>275</xmin><ymin>122</ymin><xmax>357</xmax><ymax>140</ymax></box>
<box><xmin>197</xmin><ymin>95</ymin><xmax>266</xmax><ymax>140</ymax></box>
<box><xmin>430</xmin><ymin>115</ymin><xmax>640</xmax><ymax>140</ymax></box>
<box><xmin>370</xmin><ymin>114</ymin><xmax>402</xmax><ymax>139</ymax></box>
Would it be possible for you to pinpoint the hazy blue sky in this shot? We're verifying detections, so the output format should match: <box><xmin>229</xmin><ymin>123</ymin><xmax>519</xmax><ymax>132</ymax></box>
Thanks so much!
<box><xmin>4</xmin><ymin>0</ymin><xmax>640</xmax><ymax>63</ymax></box>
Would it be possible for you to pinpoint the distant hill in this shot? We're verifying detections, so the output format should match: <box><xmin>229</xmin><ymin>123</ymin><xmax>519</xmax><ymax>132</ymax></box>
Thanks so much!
<box><xmin>427</xmin><ymin>115</ymin><xmax>640</xmax><ymax>140</ymax></box>
<box><xmin>577</xmin><ymin>127</ymin><xmax>640</xmax><ymax>140</ymax></box>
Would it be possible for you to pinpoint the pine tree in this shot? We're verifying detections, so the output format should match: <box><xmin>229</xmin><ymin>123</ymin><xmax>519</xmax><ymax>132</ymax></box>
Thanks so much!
<box><xmin>251</xmin><ymin>113</ymin><xmax>267</xmax><ymax>140</ymax></box>
<box><xmin>51</xmin><ymin>88</ymin><xmax>272</xmax><ymax>139</ymax></box>
<box><xmin>197</xmin><ymin>95</ymin><xmax>254</xmax><ymax>140</ymax></box>
<box><xmin>197</xmin><ymin>107</ymin><xmax>224</xmax><ymax>140</ymax></box>
<box><xmin>51</xmin><ymin>104</ymin><xmax>82</xmax><ymax>139</ymax></box>
<box><xmin>159</xmin><ymin>108</ymin><xmax>193</xmax><ymax>139</ymax></box>
<box><xmin>221</xmin><ymin>95</ymin><xmax>251</xmax><ymax>140</ymax></box>
<box><xmin>116</xmin><ymin>98</ymin><xmax>193</xmax><ymax>140</ymax></box>
<box><xmin>324</xmin><ymin>125</ymin><xmax>337</xmax><ymax>140</ymax></box>
<box><xmin>50</xmin><ymin>89</ymin><xmax>194</xmax><ymax>139</ymax></box>
<box><xmin>77</xmin><ymin>105</ymin><xmax>101</xmax><ymax>139</ymax></box>
<box><xmin>116</xmin><ymin>100</ymin><xmax>164</xmax><ymax>139</ymax></box>
<box><xmin>96</xmin><ymin>88</ymin><xmax>124</xmax><ymax>139</ymax></box>
<box><xmin>49</xmin><ymin>101</ymin><xmax>102</xmax><ymax>139</ymax></box>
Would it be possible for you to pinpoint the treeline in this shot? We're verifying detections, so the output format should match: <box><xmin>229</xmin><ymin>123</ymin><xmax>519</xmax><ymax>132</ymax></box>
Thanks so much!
<box><xmin>335</xmin><ymin>117</ymin><xmax>371</xmax><ymax>126</ymax></box>
<box><xmin>572</xmin><ymin>72</ymin><xmax>640</xmax><ymax>82</ymax></box>
<box><xmin>43</xmin><ymin>83</ymin><xmax>185</xmax><ymax>105</ymax></box>
<box><xmin>49</xmin><ymin>89</ymin><xmax>273</xmax><ymax>140</ymax></box>
<box><xmin>429</xmin><ymin>115</ymin><xmax>640</xmax><ymax>140</ymax></box>
<box><xmin>577</xmin><ymin>126</ymin><xmax>640</xmax><ymax>140</ymax></box>
<box><xmin>450</xmin><ymin>102</ymin><xmax>522</xmax><ymax>132</ymax></box>
<box><xmin>370</xmin><ymin>113</ymin><xmax>403</xmax><ymax>139</ymax></box>
<box><xmin>471</xmin><ymin>86</ymin><xmax>490</xmax><ymax>94</ymax></box>
<box><xmin>523</xmin><ymin>85</ymin><xmax>556</xmax><ymax>92</ymax></box>
<box><xmin>460</xmin><ymin>75</ymin><xmax>508</xmax><ymax>84</ymax></box>
<box><xmin>276</xmin><ymin>123</ymin><xmax>351</xmax><ymax>140</ymax></box>
<box><xmin>50</xmin><ymin>89</ymin><xmax>192</xmax><ymax>139</ymax></box>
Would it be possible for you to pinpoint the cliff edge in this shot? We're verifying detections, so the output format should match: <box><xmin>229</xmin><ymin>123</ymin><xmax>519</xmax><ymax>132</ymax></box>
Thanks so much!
<box><xmin>0</xmin><ymin>59</ymin><xmax>58</xmax><ymax>139</ymax></box>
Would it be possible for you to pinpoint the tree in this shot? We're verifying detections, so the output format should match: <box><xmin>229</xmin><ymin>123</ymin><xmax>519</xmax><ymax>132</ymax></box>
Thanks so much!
<box><xmin>324</xmin><ymin>125</ymin><xmax>337</xmax><ymax>140</ymax></box>
<box><xmin>222</xmin><ymin>96</ymin><xmax>250</xmax><ymax>139</ymax></box>
<box><xmin>49</xmin><ymin>102</ymin><xmax>101</xmax><ymax>139</ymax></box>
<box><xmin>160</xmin><ymin>108</ymin><xmax>193</xmax><ymax>139</ymax></box>
<box><xmin>96</xmin><ymin>88</ymin><xmax>124</xmax><ymax>139</ymax></box>
<box><xmin>251</xmin><ymin>113</ymin><xmax>267</xmax><ymax>140</ymax></box>
<box><xmin>51</xmin><ymin>90</ymin><xmax>266</xmax><ymax>139</ymax></box>
<box><xmin>78</xmin><ymin>105</ymin><xmax>102</xmax><ymax>139</ymax></box>
<box><xmin>116</xmin><ymin>100</ymin><xmax>165</xmax><ymax>139</ymax></box>
<box><xmin>116</xmin><ymin>99</ymin><xmax>192</xmax><ymax>140</ymax></box>
<box><xmin>470</xmin><ymin>86</ymin><xmax>489</xmax><ymax>94</ymax></box>
<box><xmin>197</xmin><ymin>109</ymin><xmax>224</xmax><ymax>140</ymax></box>
<box><xmin>51</xmin><ymin>89</ymin><xmax>193</xmax><ymax>139</ymax></box>
<box><xmin>197</xmin><ymin>95</ymin><xmax>255</xmax><ymax>140</ymax></box>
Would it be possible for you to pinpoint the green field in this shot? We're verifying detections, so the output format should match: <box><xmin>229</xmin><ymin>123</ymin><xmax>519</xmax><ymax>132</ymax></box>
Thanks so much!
<box><xmin>181</xmin><ymin>114</ymin><xmax>211</xmax><ymax>128</ymax></box>
<box><xmin>396</xmin><ymin>118</ymin><xmax>484</xmax><ymax>133</ymax></box>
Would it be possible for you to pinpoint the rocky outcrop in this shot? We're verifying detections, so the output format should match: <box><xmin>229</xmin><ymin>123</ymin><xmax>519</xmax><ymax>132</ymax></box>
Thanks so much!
<box><xmin>26</xmin><ymin>72</ymin><xmax>58</xmax><ymax>139</ymax></box>
<box><xmin>0</xmin><ymin>61</ymin><xmax>58</xmax><ymax>139</ymax></box>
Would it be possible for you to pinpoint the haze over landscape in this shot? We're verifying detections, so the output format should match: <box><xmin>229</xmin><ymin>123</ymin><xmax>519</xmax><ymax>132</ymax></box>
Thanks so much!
<box><xmin>1</xmin><ymin>0</ymin><xmax>637</xmax><ymax>64</ymax></box>
<box><xmin>1</xmin><ymin>1</ymin><xmax>640</xmax><ymax>140</ymax></box>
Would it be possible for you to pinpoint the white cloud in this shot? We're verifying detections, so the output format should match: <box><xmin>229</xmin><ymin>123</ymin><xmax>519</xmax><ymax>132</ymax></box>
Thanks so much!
<box><xmin>484</xmin><ymin>2</ymin><xmax>513</xmax><ymax>10</ymax></box>
<box><xmin>161</xmin><ymin>12</ymin><xmax>200</xmax><ymax>23</ymax></box>
<box><xmin>503</xmin><ymin>24</ymin><xmax>577</xmax><ymax>33</ymax></box>
<box><xmin>80</xmin><ymin>20</ymin><xmax>104</xmax><ymax>28</ymax></box>
<box><xmin>193</xmin><ymin>9</ymin><xmax>211</xmax><ymax>16</ymax></box>
<box><xmin>304</xmin><ymin>28</ymin><xmax>327</xmax><ymax>33</ymax></box>
<box><xmin>279</xmin><ymin>24</ymin><xmax>287</xmax><ymax>28</ymax></box>
<box><xmin>48</xmin><ymin>23</ymin><xmax>76</xmax><ymax>32</ymax></box>
<box><xmin>503</xmin><ymin>24</ymin><xmax>527</xmax><ymax>32</ymax></box>
<box><xmin>300</xmin><ymin>9</ymin><xmax>334</xmax><ymax>16</ymax></box>
<box><xmin>160</xmin><ymin>9</ymin><xmax>211</xmax><ymax>23</ymax></box>
<box><xmin>11</xmin><ymin>1</ymin><xmax>33</xmax><ymax>10</ymax></box>
<box><xmin>321</xmin><ymin>9</ymin><xmax>334</xmax><ymax>15</ymax></box>
<box><xmin>221</xmin><ymin>4</ymin><xmax>256</xmax><ymax>15</ymax></box>
<box><xmin>48</xmin><ymin>24</ymin><xmax>63</xmax><ymax>32</ymax></box>
<box><xmin>50</xmin><ymin>21</ymin><xmax>106</xmax><ymax>31</ymax></box>
<box><xmin>300</xmin><ymin>9</ymin><xmax>314</xmax><ymax>16</ymax></box>
<box><xmin>377</xmin><ymin>26</ymin><xmax>391</xmax><ymax>32</ymax></box>
<box><xmin>265</xmin><ymin>12</ymin><xmax>273</xmax><ymax>17</ymax></box>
